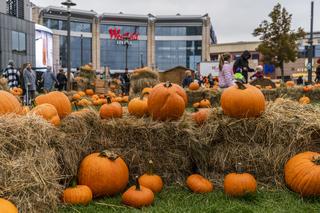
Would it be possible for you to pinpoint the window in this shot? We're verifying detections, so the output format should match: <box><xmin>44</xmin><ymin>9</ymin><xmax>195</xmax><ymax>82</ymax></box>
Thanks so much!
<box><xmin>155</xmin><ymin>26</ymin><xmax>202</xmax><ymax>36</ymax></box>
<box><xmin>252</xmin><ymin>53</ymin><xmax>260</xmax><ymax>60</ymax></box>
<box><xmin>44</xmin><ymin>18</ymin><xmax>91</xmax><ymax>32</ymax></box>
<box><xmin>315</xmin><ymin>45</ymin><xmax>320</xmax><ymax>57</ymax></box>
<box><xmin>12</xmin><ymin>31</ymin><xmax>26</xmax><ymax>54</ymax></box>
<box><xmin>70</xmin><ymin>22</ymin><xmax>92</xmax><ymax>32</ymax></box>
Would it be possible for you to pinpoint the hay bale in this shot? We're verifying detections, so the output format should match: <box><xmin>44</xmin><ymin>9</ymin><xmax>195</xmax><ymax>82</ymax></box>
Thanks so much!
<box><xmin>129</xmin><ymin>67</ymin><xmax>159</xmax><ymax>98</ymax></box>
<box><xmin>0</xmin><ymin>114</ymin><xmax>62</xmax><ymax>213</ymax></box>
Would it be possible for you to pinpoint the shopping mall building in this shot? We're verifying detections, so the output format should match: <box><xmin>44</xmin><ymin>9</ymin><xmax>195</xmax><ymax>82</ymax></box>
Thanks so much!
<box><xmin>32</xmin><ymin>5</ymin><xmax>217</xmax><ymax>73</ymax></box>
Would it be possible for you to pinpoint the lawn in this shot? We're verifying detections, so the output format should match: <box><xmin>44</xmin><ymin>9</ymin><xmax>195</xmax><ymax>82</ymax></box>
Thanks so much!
<box><xmin>59</xmin><ymin>187</ymin><xmax>320</xmax><ymax>213</ymax></box>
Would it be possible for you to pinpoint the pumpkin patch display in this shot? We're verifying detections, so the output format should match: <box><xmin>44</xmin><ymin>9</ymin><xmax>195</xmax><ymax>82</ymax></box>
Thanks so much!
<box><xmin>78</xmin><ymin>150</ymin><xmax>129</xmax><ymax>197</ymax></box>
<box><xmin>0</xmin><ymin>90</ymin><xmax>23</xmax><ymax>115</ymax></box>
<box><xmin>189</xmin><ymin>81</ymin><xmax>200</xmax><ymax>91</ymax></box>
<box><xmin>192</xmin><ymin>108</ymin><xmax>210</xmax><ymax>125</ymax></box>
<box><xmin>0</xmin><ymin>198</ymin><xmax>18</xmax><ymax>213</ymax></box>
<box><xmin>186</xmin><ymin>174</ymin><xmax>214</xmax><ymax>194</ymax></box>
<box><xmin>29</xmin><ymin>103</ymin><xmax>61</xmax><ymax>126</ymax></box>
<box><xmin>35</xmin><ymin>91</ymin><xmax>72</xmax><ymax>119</ymax></box>
<box><xmin>148</xmin><ymin>81</ymin><xmax>187</xmax><ymax>121</ymax></box>
<box><xmin>221</xmin><ymin>81</ymin><xmax>266</xmax><ymax>118</ymax></box>
<box><xmin>224</xmin><ymin>163</ymin><xmax>257</xmax><ymax>197</ymax></box>
<box><xmin>285</xmin><ymin>152</ymin><xmax>320</xmax><ymax>197</ymax></box>
<box><xmin>63</xmin><ymin>180</ymin><xmax>92</xmax><ymax>205</ymax></box>
<box><xmin>128</xmin><ymin>93</ymin><xmax>149</xmax><ymax>118</ymax></box>
<box><xmin>138</xmin><ymin>160</ymin><xmax>163</xmax><ymax>193</ymax></box>
<box><xmin>100</xmin><ymin>97</ymin><xmax>123</xmax><ymax>119</ymax></box>
<box><xmin>122</xmin><ymin>176</ymin><xmax>154</xmax><ymax>208</ymax></box>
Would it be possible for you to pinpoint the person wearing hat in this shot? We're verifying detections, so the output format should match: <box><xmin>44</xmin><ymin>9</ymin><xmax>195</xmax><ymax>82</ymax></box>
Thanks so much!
<box><xmin>3</xmin><ymin>60</ymin><xmax>20</xmax><ymax>89</ymax></box>
<box><xmin>182</xmin><ymin>70</ymin><xmax>194</xmax><ymax>88</ymax></box>
<box><xmin>233</xmin><ymin>50</ymin><xmax>255</xmax><ymax>83</ymax></box>
<box><xmin>250</xmin><ymin>65</ymin><xmax>264</xmax><ymax>81</ymax></box>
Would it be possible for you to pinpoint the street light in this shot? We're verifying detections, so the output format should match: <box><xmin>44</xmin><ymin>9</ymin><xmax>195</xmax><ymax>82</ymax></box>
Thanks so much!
<box><xmin>61</xmin><ymin>0</ymin><xmax>76</xmax><ymax>91</ymax></box>
<box><xmin>123</xmin><ymin>35</ymin><xmax>130</xmax><ymax>72</ymax></box>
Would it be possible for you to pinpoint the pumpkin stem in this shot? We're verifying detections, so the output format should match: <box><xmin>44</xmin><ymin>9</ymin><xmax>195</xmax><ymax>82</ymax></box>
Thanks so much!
<box><xmin>312</xmin><ymin>155</ymin><xmax>320</xmax><ymax>165</ymax></box>
<box><xmin>164</xmin><ymin>81</ymin><xmax>172</xmax><ymax>88</ymax></box>
<box><xmin>236</xmin><ymin>162</ymin><xmax>244</xmax><ymax>174</ymax></box>
<box><xmin>106</xmin><ymin>96</ymin><xmax>112</xmax><ymax>104</ymax></box>
<box><xmin>99</xmin><ymin>150</ymin><xmax>119</xmax><ymax>161</ymax></box>
<box><xmin>69</xmin><ymin>177</ymin><xmax>77</xmax><ymax>188</ymax></box>
<box><xmin>147</xmin><ymin>160</ymin><xmax>154</xmax><ymax>175</ymax></box>
<box><xmin>140</xmin><ymin>92</ymin><xmax>149</xmax><ymax>100</ymax></box>
<box><xmin>235</xmin><ymin>81</ymin><xmax>246</xmax><ymax>90</ymax></box>
<box><xmin>135</xmin><ymin>175</ymin><xmax>141</xmax><ymax>191</ymax></box>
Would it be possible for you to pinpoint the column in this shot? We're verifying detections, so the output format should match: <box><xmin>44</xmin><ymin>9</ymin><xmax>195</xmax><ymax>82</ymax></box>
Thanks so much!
<box><xmin>147</xmin><ymin>16</ymin><xmax>156</xmax><ymax>69</ymax></box>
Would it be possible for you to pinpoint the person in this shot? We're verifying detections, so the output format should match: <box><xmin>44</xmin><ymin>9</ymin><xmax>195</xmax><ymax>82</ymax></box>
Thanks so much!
<box><xmin>250</xmin><ymin>65</ymin><xmax>264</xmax><ymax>81</ymax></box>
<box><xmin>315</xmin><ymin>59</ymin><xmax>320</xmax><ymax>83</ymax></box>
<box><xmin>208</xmin><ymin>73</ymin><xmax>214</xmax><ymax>87</ymax></box>
<box><xmin>297</xmin><ymin>76</ymin><xmax>304</xmax><ymax>85</ymax></box>
<box><xmin>120</xmin><ymin>68</ymin><xmax>130</xmax><ymax>95</ymax></box>
<box><xmin>233</xmin><ymin>50</ymin><xmax>254</xmax><ymax>83</ymax></box>
<box><xmin>182</xmin><ymin>70</ymin><xmax>193</xmax><ymax>88</ymax></box>
<box><xmin>42</xmin><ymin>66</ymin><xmax>58</xmax><ymax>93</ymax></box>
<box><xmin>57</xmin><ymin>69</ymin><xmax>67</xmax><ymax>91</ymax></box>
<box><xmin>3</xmin><ymin>60</ymin><xmax>20</xmax><ymax>89</ymax></box>
<box><xmin>218</xmin><ymin>53</ymin><xmax>234</xmax><ymax>88</ymax></box>
<box><xmin>23</xmin><ymin>63</ymin><xmax>36</xmax><ymax>105</ymax></box>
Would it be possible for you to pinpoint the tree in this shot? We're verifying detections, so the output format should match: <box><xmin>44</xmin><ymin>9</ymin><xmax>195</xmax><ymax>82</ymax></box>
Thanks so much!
<box><xmin>253</xmin><ymin>3</ymin><xmax>306</xmax><ymax>82</ymax></box>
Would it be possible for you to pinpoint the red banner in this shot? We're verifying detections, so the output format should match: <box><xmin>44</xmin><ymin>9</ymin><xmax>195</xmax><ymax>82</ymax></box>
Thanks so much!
<box><xmin>109</xmin><ymin>28</ymin><xmax>139</xmax><ymax>41</ymax></box>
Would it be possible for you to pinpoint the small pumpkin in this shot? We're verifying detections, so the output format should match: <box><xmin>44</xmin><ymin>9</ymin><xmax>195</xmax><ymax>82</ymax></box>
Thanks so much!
<box><xmin>100</xmin><ymin>97</ymin><xmax>123</xmax><ymax>119</ymax></box>
<box><xmin>122</xmin><ymin>176</ymin><xmax>154</xmax><ymax>208</ymax></box>
<box><xmin>99</xmin><ymin>94</ymin><xmax>105</xmax><ymax>99</ymax></box>
<box><xmin>199</xmin><ymin>99</ymin><xmax>211</xmax><ymax>108</ymax></box>
<box><xmin>192</xmin><ymin>108</ymin><xmax>210</xmax><ymax>125</ymax></box>
<box><xmin>0</xmin><ymin>198</ymin><xmax>18</xmax><ymax>213</ymax></box>
<box><xmin>73</xmin><ymin>94</ymin><xmax>81</xmax><ymax>100</ymax></box>
<box><xmin>63</xmin><ymin>179</ymin><xmax>93</xmax><ymax>205</ymax></box>
<box><xmin>77</xmin><ymin>91</ymin><xmax>86</xmax><ymax>97</ymax></box>
<box><xmin>78</xmin><ymin>150</ymin><xmax>129</xmax><ymax>197</ymax></box>
<box><xmin>10</xmin><ymin>87</ymin><xmax>23</xmax><ymax>96</ymax></box>
<box><xmin>138</xmin><ymin>160</ymin><xmax>163</xmax><ymax>193</ymax></box>
<box><xmin>122</xmin><ymin>96</ymin><xmax>129</xmax><ymax>103</ymax></box>
<box><xmin>314</xmin><ymin>83</ymin><xmax>320</xmax><ymax>89</ymax></box>
<box><xmin>29</xmin><ymin>103</ymin><xmax>61</xmax><ymax>126</ymax></box>
<box><xmin>0</xmin><ymin>90</ymin><xmax>23</xmax><ymax>115</ymax></box>
<box><xmin>77</xmin><ymin>99</ymin><xmax>92</xmax><ymax>107</ymax></box>
<box><xmin>221</xmin><ymin>81</ymin><xmax>266</xmax><ymax>118</ymax></box>
<box><xmin>92</xmin><ymin>94</ymin><xmax>99</xmax><ymax>101</ymax></box>
<box><xmin>148</xmin><ymin>81</ymin><xmax>187</xmax><ymax>121</ymax></box>
<box><xmin>285</xmin><ymin>152</ymin><xmax>320</xmax><ymax>197</ymax></box>
<box><xmin>286</xmin><ymin>81</ymin><xmax>295</xmax><ymax>88</ymax></box>
<box><xmin>303</xmin><ymin>85</ymin><xmax>313</xmax><ymax>92</ymax></box>
<box><xmin>224</xmin><ymin>163</ymin><xmax>257</xmax><ymax>197</ymax></box>
<box><xmin>192</xmin><ymin>102</ymin><xmax>200</xmax><ymax>108</ymax></box>
<box><xmin>128</xmin><ymin>93</ymin><xmax>149</xmax><ymax>118</ymax></box>
<box><xmin>299</xmin><ymin>96</ymin><xmax>311</xmax><ymax>105</ymax></box>
<box><xmin>186</xmin><ymin>174</ymin><xmax>214</xmax><ymax>194</ymax></box>
<box><xmin>35</xmin><ymin>91</ymin><xmax>72</xmax><ymax>119</ymax></box>
<box><xmin>189</xmin><ymin>82</ymin><xmax>200</xmax><ymax>91</ymax></box>
<box><xmin>85</xmin><ymin>89</ymin><xmax>94</xmax><ymax>96</ymax></box>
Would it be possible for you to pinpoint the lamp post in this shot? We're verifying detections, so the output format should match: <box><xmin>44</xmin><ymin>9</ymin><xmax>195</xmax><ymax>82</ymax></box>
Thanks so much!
<box><xmin>307</xmin><ymin>1</ymin><xmax>314</xmax><ymax>85</ymax></box>
<box><xmin>123</xmin><ymin>35</ymin><xmax>130</xmax><ymax>72</ymax></box>
<box><xmin>61</xmin><ymin>0</ymin><xmax>76</xmax><ymax>91</ymax></box>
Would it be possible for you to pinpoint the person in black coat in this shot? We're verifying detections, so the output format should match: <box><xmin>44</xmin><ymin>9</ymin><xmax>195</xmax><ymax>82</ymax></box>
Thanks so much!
<box><xmin>233</xmin><ymin>50</ymin><xmax>254</xmax><ymax>83</ymax></box>
<box><xmin>182</xmin><ymin>70</ymin><xmax>193</xmax><ymax>88</ymax></box>
<box><xmin>56</xmin><ymin>69</ymin><xmax>67</xmax><ymax>91</ymax></box>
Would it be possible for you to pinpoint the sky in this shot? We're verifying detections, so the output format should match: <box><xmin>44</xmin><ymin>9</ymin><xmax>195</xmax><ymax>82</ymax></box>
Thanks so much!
<box><xmin>31</xmin><ymin>0</ymin><xmax>320</xmax><ymax>43</ymax></box>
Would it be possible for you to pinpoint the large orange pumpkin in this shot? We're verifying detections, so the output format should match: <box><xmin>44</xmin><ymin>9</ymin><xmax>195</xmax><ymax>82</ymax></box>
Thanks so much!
<box><xmin>0</xmin><ymin>91</ymin><xmax>23</xmax><ymax>115</ymax></box>
<box><xmin>35</xmin><ymin>91</ymin><xmax>72</xmax><ymax>119</ymax></box>
<box><xmin>221</xmin><ymin>82</ymin><xmax>265</xmax><ymax>118</ymax></box>
<box><xmin>186</xmin><ymin>174</ymin><xmax>214</xmax><ymax>194</ymax></box>
<box><xmin>285</xmin><ymin>152</ymin><xmax>320</xmax><ymax>197</ymax></box>
<box><xmin>78</xmin><ymin>150</ymin><xmax>129</xmax><ymax>197</ymax></box>
<box><xmin>100</xmin><ymin>97</ymin><xmax>123</xmax><ymax>119</ymax></box>
<box><xmin>148</xmin><ymin>82</ymin><xmax>187</xmax><ymax>121</ymax></box>
<box><xmin>29</xmin><ymin>103</ymin><xmax>61</xmax><ymax>126</ymax></box>
<box><xmin>128</xmin><ymin>94</ymin><xmax>148</xmax><ymax>118</ymax></box>
<box><xmin>0</xmin><ymin>198</ymin><xmax>18</xmax><ymax>213</ymax></box>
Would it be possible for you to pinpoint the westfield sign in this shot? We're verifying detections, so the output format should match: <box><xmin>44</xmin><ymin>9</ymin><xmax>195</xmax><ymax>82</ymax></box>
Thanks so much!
<box><xmin>108</xmin><ymin>28</ymin><xmax>139</xmax><ymax>41</ymax></box>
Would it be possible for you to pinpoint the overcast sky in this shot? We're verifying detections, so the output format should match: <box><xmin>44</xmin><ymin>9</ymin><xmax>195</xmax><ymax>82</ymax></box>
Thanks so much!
<box><xmin>31</xmin><ymin>0</ymin><xmax>320</xmax><ymax>43</ymax></box>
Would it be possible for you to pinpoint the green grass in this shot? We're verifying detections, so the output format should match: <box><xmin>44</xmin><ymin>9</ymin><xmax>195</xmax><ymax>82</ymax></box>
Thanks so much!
<box><xmin>59</xmin><ymin>187</ymin><xmax>320</xmax><ymax>213</ymax></box>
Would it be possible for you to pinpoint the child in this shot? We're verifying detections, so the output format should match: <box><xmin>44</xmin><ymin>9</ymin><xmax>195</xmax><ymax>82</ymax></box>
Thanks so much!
<box><xmin>250</xmin><ymin>65</ymin><xmax>264</xmax><ymax>81</ymax></box>
<box><xmin>218</xmin><ymin>53</ymin><xmax>234</xmax><ymax>88</ymax></box>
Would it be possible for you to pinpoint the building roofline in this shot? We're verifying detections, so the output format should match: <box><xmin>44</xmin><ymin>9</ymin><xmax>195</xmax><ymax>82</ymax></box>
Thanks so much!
<box><xmin>213</xmin><ymin>41</ymin><xmax>261</xmax><ymax>46</ymax></box>
<box><xmin>42</xmin><ymin>6</ymin><xmax>98</xmax><ymax>16</ymax></box>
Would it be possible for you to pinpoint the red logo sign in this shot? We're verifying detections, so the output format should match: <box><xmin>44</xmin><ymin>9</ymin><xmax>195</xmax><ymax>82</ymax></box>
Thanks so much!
<box><xmin>109</xmin><ymin>28</ymin><xmax>139</xmax><ymax>41</ymax></box>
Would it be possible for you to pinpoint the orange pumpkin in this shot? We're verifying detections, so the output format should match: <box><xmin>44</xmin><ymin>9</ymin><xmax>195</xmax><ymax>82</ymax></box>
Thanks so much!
<box><xmin>138</xmin><ymin>160</ymin><xmax>163</xmax><ymax>193</ymax></box>
<box><xmin>189</xmin><ymin>82</ymin><xmax>200</xmax><ymax>91</ymax></box>
<box><xmin>122</xmin><ymin>176</ymin><xmax>154</xmax><ymax>208</ymax></box>
<box><xmin>314</xmin><ymin>83</ymin><xmax>320</xmax><ymax>89</ymax></box>
<box><xmin>286</xmin><ymin>81</ymin><xmax>295</xmax><ymax>88</ymax></box>
<box><xmin>224</xmin><ymin>163</ymin><xmax>257</xmax><ymax>197</ymax></box>
<box><xmin>99</xmin><ymin>94</ymin><xmax>105</xmax><ymax>99</ymax></box>
<box><xmin>148</xmin><ymin>82</ymin><xmax>187</xmax><ymax>121</ymax></box>
<box><xmin>122</xmin><ymin>96</ymin><xmax>129</xmax><ymax>103</ymax></box>
<box><xmin>142</xmin><ymin>87</ymin><xmax>153</xmax><ymax>97</ymax></box>
<box><xmin>199</xmin><ymin>99</ymin><xmax>211</xmax><ymax>108</ymax></box>
<box><xmin>35</xmin><ymin>91</ymin><xmax>72</xmax><ymax>119</ymax></box>
<box><xmin>21</xmin><ymin>106</ymin><xmax>30</xmax><ymax>115</ymax></box>
<box><xmin>10</xmin><ymin>87</ymin><xmax>23</xmax><ymax>96</ymax></box>
<box><xmin>186</xmin><ymin>174</ymin><xmax>214</xmax><ymax>194</ymax></box>
<box><xmin>299</xmin><ymin>96</ymin><xmax>311</xmax><ymax>105</ymax></box>
<box><xmin>192</xmin><ymin>102</ymin><xmax>200</xmax><ymax>108</ymax></box>
<box><xmin>0</xmin><ymin>198</ymin><xmax>18</xmax><ymax>213</ymax></box>
<box><xmin>77</xmin><ymin>91</ymin><xmax>86</xmax><ymax>97</ymax></box>
<box><xmin>63</xmin><ymin>180</ymin><xmax>93</xmax><ymax>205</ymax></box>
<box><xmin>0</xmin><ymin>90</ymin><xmax>23</xmax><ymax>115</ymax></box>
<box><xmin>29</xmin><ymin>103</ymin><xmax>61</xmax><ymax>126</ymax></box>
<box><xmin>78</xmin><ymin>150</ymin><xmax>129</xmax><ymax>197</ymax></box>
<box><xmin>77</xmin><ymin>99</ymin><xmax>92</xmax><ymax>107</ymax></box>
<box><xmin>221</xmin><ymin>82</ymin><xmax>266</xmax><ymax>118</ymax></box>
<box><xmin>192</xmin><ymin>109</ymin><xmax>210</xmax><ymax>125</ymax></box>
<box><xmin>85</xmin><ymin>89</ymin><xmax>94</xmax><ymax>96</ymax></box>
<box><xmin>100</xmin><ymin>97</ymin><xmax>123</xmax><ymax>119</ymax></box>
<box><xmin>92</xmin><ymin>94</ymin><xmax>99</xmax><ymax>101</ymax></box>
<box><xmin>303</xmin><ymin>85</ymin><xmax>313</xmax><ymax>92</ymax></box>
<box><xmin>128</xmin><ymin>94</ymin><xmax>148</xmax><ymax>118</ymax></box>
<box><xmin>285</xmin><ymin>152</ymin><xmax>320</xmax><ymax>197</ymax></box>
<box><xmin>72</xmin><ymin>94</ymin><xmax>81</xmax><ymax>100</ymax></box>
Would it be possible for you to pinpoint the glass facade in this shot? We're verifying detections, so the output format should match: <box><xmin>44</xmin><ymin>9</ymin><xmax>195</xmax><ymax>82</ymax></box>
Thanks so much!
<box><xmin>100</xmin><ymin>39</ymin><xmax>147</xmax><ymax>70</ymax></box>
<box><xmin>60</xmin><ymin>36</ymin><xmax>92</xmax><ymax>68</ymax></box>
<box><xmin>12</xmin><ymin>31</ymin><xmax>26</xmax><ymax>54</ymax></box>
<box><xmin>155</xmin><ymin>40</ymin><xmax>202</xmax><ymax>70</ymax></box>
<box><xmin>43</xmin><ymin>18</ymin><xmax>92</xmax><ymax>32</ymax></box>
<box><xmin>155</xmin><ymin>26</ymin><xmax>202</xmax><ymax>36</ymax></box>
